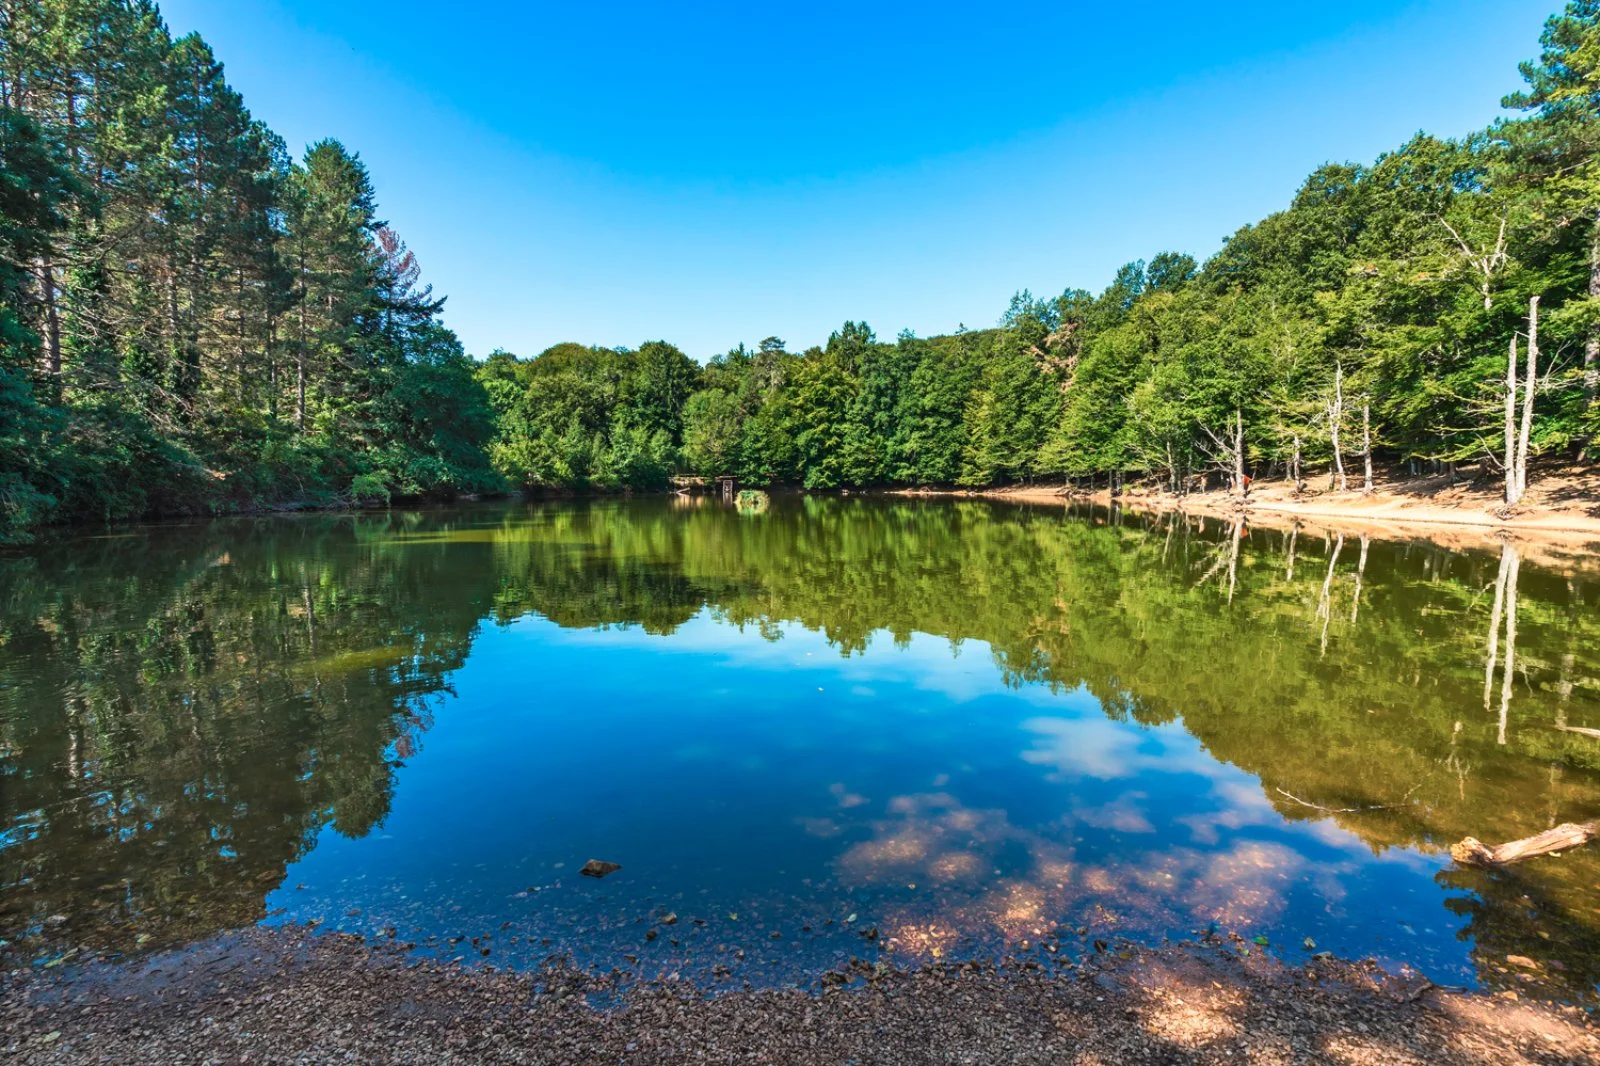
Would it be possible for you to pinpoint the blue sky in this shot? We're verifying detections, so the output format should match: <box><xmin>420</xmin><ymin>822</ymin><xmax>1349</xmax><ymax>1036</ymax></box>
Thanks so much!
<box><xmin>161</xmin><ymin>0</ymin><xmax>1553</xmax><ymax>360</ymax></box>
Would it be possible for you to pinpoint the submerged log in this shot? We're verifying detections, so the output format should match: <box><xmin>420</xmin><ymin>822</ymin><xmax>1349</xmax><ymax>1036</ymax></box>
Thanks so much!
<box><xmin>1555</xmin><ymin>724</ymin><xmax>1600</xmax><ymax>740</ymax></box>
<box><xmin>1451</xmin><ymin>820</ymin><xmax>1600</xmax><ymax>866</ymax></box>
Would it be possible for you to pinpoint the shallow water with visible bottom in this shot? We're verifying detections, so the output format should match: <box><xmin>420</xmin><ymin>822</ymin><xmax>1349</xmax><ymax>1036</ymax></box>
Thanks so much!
<box><xmin>3</xmin><ymin>497</ymin><xmax>1599</xmax><ymax>997</ymax></box>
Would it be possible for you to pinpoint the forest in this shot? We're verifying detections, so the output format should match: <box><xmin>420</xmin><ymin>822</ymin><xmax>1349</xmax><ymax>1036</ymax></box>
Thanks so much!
<box><xmin>5</xmin><ymin>0</ymin><xmax>1600</xmax><ymax>542</ymax></box>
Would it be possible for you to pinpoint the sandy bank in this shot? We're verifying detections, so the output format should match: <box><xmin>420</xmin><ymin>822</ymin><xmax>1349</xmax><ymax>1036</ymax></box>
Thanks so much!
<box><xmin>898</xmin><ymin>465</ymin><xmax>1600</xmax><ymax>549</ymax></box>
<box><xmin>3</xmin><ymin>926</ymin><xmax>1594</xmax><ymax>1065</ymax></box>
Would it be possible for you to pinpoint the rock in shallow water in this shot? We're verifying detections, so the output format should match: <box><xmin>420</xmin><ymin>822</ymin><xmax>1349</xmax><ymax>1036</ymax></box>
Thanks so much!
<box><xmin>580</xmin><ymin>860</ymin><xmax>622</xmax><ymax>879</ymax></box>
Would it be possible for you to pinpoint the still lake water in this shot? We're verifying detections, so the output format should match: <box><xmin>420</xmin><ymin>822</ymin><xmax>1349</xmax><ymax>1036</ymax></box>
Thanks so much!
<box><xmin>3</xmin><ymin>497</ymin><xmax>1599</xmax><ymax>998</ymax></box>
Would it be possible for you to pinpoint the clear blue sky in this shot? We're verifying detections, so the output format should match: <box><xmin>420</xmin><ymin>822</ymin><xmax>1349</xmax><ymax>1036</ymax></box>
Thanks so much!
<box><xmin>162</xmin><ymin>0</ymin><xmax>1553</xmax><ymax>360</ymax></box>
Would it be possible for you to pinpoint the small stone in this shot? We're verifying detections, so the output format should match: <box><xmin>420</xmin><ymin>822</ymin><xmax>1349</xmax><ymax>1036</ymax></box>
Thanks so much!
<box><xmin>580</xmin><ymin>860</ymin><xmax>622</xmax><ymax>879</ymax></box>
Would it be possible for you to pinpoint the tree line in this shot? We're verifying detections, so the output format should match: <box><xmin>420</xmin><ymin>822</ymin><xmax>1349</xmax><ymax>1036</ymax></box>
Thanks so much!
<box><xmin>0</xmin><ymin>0</ymin><xmax>498</xmax><ymax>543</ymax></box>
<box><xmin>6</xmin><ymin>1</ymin><xmax>1600</xmax><ymax>542</ymax></box>
<box><xmin>479</xmin><ymin>3</ymin><xmax>1600</xmax><ymax>500</ymax></box>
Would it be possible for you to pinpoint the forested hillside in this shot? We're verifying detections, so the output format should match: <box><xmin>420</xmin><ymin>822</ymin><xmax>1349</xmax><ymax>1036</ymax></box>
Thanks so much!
<box><xmin>5</xmin><ymin>1</ymin><xmax>1600</xmax><ymax>541</ymax></box>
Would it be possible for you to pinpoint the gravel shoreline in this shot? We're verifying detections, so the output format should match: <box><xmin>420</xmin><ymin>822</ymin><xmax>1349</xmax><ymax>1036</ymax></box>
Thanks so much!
<box><xmin>3</xmin><ymin>927</ymin><xmax>1596</xmax><ymax>1065</ymax></box>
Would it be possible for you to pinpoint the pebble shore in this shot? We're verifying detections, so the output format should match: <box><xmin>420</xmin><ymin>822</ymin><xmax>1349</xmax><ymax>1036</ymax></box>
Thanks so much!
<box><xmin>4</xmin><ymin>926</ymin><xmax>1597</xmax><ymax>1065</ymax></box>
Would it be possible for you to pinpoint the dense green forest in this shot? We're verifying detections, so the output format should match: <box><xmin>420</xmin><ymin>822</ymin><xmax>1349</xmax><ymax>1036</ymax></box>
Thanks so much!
<box><xmin>6</xmin><ymin>1</ymin><xmax>1600</xmax><ymax>542</ymax></box>
<box><xmin>0</xmin><ymin>0</ymin><xmax>499</xmax><ymax>543</ymax></box>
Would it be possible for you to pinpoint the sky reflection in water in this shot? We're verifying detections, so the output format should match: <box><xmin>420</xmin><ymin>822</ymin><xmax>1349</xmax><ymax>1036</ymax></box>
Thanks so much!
<box><xmin>2</xmin><ymin>498</ymin><xmax>1598</xmax><ymax>998</ymax></box>
<box><xmin>270</xmin><ymin>613</ymin><xmax>1464</xmax><ymax>988</ymax></box>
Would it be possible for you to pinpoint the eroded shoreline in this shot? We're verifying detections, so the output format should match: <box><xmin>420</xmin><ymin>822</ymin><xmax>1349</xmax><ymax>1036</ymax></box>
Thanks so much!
<box><xmin>3</xmin><ymin>926</ymin><xmax>1595</xmax><ymax>1065</ymax></box>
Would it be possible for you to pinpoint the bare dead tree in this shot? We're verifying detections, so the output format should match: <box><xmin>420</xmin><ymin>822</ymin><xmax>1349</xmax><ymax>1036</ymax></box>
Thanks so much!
<box><xmin>1504</xmin><ymin>297</ymin><xmax>1541</xmax><ymax>507</ymax></box>
<box><xmin>1361</xmin><ymin>400</ymin><xmax>1374</xmax><ymax>494</ymax></box>
<box><xmin>1438</xmin><ymin>209</ymin><xmax>1509</xmax><ymax>312</ymax></box>
<box><xmin>1195</xmin><ymin>409</ymin><xmax>1248</xmax><ymax>497</ymax></box>
<box><xmin>1326</xmin><ymin>363</ymin><xmax>1348</xmax><ymax>491</ymax></box>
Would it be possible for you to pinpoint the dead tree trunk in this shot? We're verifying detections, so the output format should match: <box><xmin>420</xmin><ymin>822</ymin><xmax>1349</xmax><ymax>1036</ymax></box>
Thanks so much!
<box><xmin>1327</xmin><ymin>363</ymin><xmax>1347</xmax><ymax>492</ymax></box>
<box><xmin>1516</xmin><ymin>296</ymin><xmax>1539</xmax><ymax>501</ymax></box>
<box><xmin>1505</xmin><ymin>297</ymin><xmax>1540</xmax><ymax>506</ymax></box>
<box><xmin>1361</xmin><ymin>401</ymin><xmax>1374</xmax><ymax>494</ymax></box>
<box><xmin>1233</xmin><ymin>408</ymin><xmax>1246</xmax><ymax>497</ymax></box>
<box><xmin>1504</xmin><ymin>332</ymin><xmax>1518</xmax><ymax>504</ymax></box>
<box><xmin>1452</xmin><ymin>820</ymin><xmax>1599</xmax><ymax>866</ymax></box>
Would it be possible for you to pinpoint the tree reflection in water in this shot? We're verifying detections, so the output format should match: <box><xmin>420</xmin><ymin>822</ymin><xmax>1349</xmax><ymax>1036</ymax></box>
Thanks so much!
<box><xmin>2</xmin><ymin>499</ymin><xmax>1597</xmax><ymax>997</ymax></box>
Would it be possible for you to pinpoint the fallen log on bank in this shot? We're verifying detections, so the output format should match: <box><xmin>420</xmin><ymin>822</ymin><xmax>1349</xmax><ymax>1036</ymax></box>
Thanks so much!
<box><xmin>1451</xmin><ymin>820</ymin><xmax>1600</xmax><ymax>866</ymax></box>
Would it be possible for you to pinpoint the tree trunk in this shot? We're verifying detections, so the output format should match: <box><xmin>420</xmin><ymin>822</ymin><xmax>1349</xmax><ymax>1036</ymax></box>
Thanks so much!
<box><xmin>1361</xmin><ymin>402</ymin><xmax>1373</xmax><ymax>494</ymax></box>
<box><xmin>1505</xmin><ymin>333</ymin><xmax>1519</xmax><ymax>504</ymax></box>
<box><xmin>1514</xmin><ymin>296</ymin><xmax>1539</xmax><ymax>504</ymax></box>
<box><xmin>1233</xmin><ymin>407</ymin><xmax>1246</xmax><ymax>497</ymax></box>
<box><xmin>1452</xmin><ymin>820</ymin><xmax>1598</xmax><ymax>867</ymax></box>
<box><xmin>1329</xmin><ymin>363</ymin><xmax>1347</xmax><ymax>491</ymax></box>
<box><xmin>1584</xmin><ymin>206</ymin><xmax>1600</xmax><ymax>457</ymax></box>
<box><xmin>35</xmin><ymin>257</ymin><xmax>62</xmax><ymax>380</ymax></box>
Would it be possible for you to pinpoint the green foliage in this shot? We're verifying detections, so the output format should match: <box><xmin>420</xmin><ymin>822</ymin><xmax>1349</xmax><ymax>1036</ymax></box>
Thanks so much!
<box><xmin>479</xmin><ymin>341</ymin><xmax>686</xmax><ymax>490</ymax></box>
<box><xmin>460</xmin><ymin>0</ymin><xmax>1600</xmax><ymax>499</ymax></box>
<box><xmin>682</xmin><ymin>387</ymin><xmax>744</xmax><ymax>475</ymax></box>
<box><xmin>5</xmin><ymin>0</ymin><xmax>1600</xmax><ymax>532</ymax></box>
<box><xmin>0</xmin><ymin>3</ymin><xmax>500</xmax><ymax>541</ymax></box>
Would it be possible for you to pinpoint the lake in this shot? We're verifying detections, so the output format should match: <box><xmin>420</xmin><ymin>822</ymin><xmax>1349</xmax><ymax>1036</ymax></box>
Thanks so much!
<box><xmin>3</xmin><ymin>496</ymin><xmax>1599</xmax><ymax>999</ymax></box>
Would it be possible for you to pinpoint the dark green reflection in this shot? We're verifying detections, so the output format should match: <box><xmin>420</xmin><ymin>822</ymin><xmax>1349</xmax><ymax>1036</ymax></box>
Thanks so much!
<box><xmin>2</xmin><ymin>498</ymin><xmax>1598</xmax><ymax>997</ymax></box>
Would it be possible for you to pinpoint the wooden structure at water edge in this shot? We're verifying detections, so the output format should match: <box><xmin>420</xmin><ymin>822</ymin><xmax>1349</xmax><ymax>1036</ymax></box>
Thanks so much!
<box><xmin>670</xmin><ymin>475</ymin><xmax>737</xmax><ymax>500</ymax></box>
